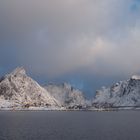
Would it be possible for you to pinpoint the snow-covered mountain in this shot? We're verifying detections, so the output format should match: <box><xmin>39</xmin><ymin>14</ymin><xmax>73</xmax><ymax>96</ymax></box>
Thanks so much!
<box><xmin>1</xmin><ymin>67</ymin><xmax>140</xmax><ymax>111</ymax></box>
<box><xmin>92</xmin><ymin>75</ymin><xmax>140</xmax><ymax>109</ymax></box>
<box><xmin>0</xmin><ymin>67</ymin><xmax>60</xmax><ymax>110</ymax></box>
<box><xmin>44</xmin><ymin>83</ymin><xmax>89</xmax><ymax>109</ymax></box>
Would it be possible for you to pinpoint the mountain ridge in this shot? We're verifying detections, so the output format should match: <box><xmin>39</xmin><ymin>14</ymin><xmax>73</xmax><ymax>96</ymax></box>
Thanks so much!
<box><xmin>1</xmin><ymin>67</ymin><xmax>140</xmax><ymax>110</ymax></box>
<box><xmin>92</xmin><ymin>75</ymin><xmax>140</xmax><ymax>109</ymax></box>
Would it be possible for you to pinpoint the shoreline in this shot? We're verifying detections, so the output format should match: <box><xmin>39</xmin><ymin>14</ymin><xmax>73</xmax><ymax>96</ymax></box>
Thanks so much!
<box><xmin>0</xmin><ymin>107</ymin><xmax>140</xmax><ymax>111</ymax></box>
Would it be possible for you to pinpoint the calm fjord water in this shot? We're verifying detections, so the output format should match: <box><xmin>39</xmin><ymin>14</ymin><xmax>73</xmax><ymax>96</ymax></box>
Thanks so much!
<box><xmin>0</xmin><ymin>111</ymin><xmax>140</xmax><ymax>140</ymax></box>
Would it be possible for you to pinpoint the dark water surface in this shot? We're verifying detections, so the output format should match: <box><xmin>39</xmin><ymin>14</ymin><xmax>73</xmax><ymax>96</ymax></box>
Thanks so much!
<box><xmin>0</xmin><ymin>111</ymin><xmax>140</xmax><ymax>140</ymax></box>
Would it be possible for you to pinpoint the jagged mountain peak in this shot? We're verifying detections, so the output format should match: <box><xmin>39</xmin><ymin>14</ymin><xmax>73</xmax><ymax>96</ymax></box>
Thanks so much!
<box><xmin>48</xmin><ymin>82</ymin><xmax>73</xmax><ymax>89</ymax></box>
<box><xmin>0</xmin><ymin>67</ymin><xmax>60</xmax><ymax>109</ymax></box>
<box><xmin>10</xmin><ymin>67</ymin><xmax>26</xmax><ymax>76</ymax></box>
<box><xmin>0</xmin><ymin>67</ymin><xmax>26</xmax><ymax>83</ymax></box>
<box><xmin>46</xmin><ymin>82</ymin><xmax>78</xmax><ymax>93</ymax></box>
<box><xmin>62</xmin><ymin>82</ymin><xmax>71</xmax><ymax>89</ymax></box>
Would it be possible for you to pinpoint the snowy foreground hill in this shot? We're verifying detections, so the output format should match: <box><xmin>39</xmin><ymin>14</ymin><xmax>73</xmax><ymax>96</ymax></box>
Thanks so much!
<box><xmin>1</xmin><ymin>67</ymin><xmax>140</xmax><ymax>110</ymax></box>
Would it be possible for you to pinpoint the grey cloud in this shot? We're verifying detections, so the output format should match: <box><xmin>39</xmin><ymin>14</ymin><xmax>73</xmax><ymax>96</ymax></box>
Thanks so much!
<box><xmin>0</xmin><ymin>0</ymin><xmax>140</xmax><ymax>79</ymax></box>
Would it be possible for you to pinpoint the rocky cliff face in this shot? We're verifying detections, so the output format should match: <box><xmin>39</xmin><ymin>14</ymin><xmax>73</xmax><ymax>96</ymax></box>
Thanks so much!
<box><xmin>93</xmin><ymin>75</ymin><xmax>140</xmax><ymax>108</ymax></box>
<box><xmin>0</xmin><ymin>67</ymin><xmax>59</xmax><ymax>109</ymax></box>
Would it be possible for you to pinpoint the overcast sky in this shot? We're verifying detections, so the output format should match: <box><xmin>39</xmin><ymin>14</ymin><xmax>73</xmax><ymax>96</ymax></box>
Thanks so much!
<box><xmin>0</xmin><ymin>0</ymin><xmax>140</xmax><ymax>97</ymax></box>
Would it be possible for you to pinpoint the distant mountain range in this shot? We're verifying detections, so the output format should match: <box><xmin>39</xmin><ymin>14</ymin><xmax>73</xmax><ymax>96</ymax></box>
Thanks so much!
<box><xmin>0</xmin><ymin>67</ymin><xmax>140</xmax><ymax>110</ymax></box>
